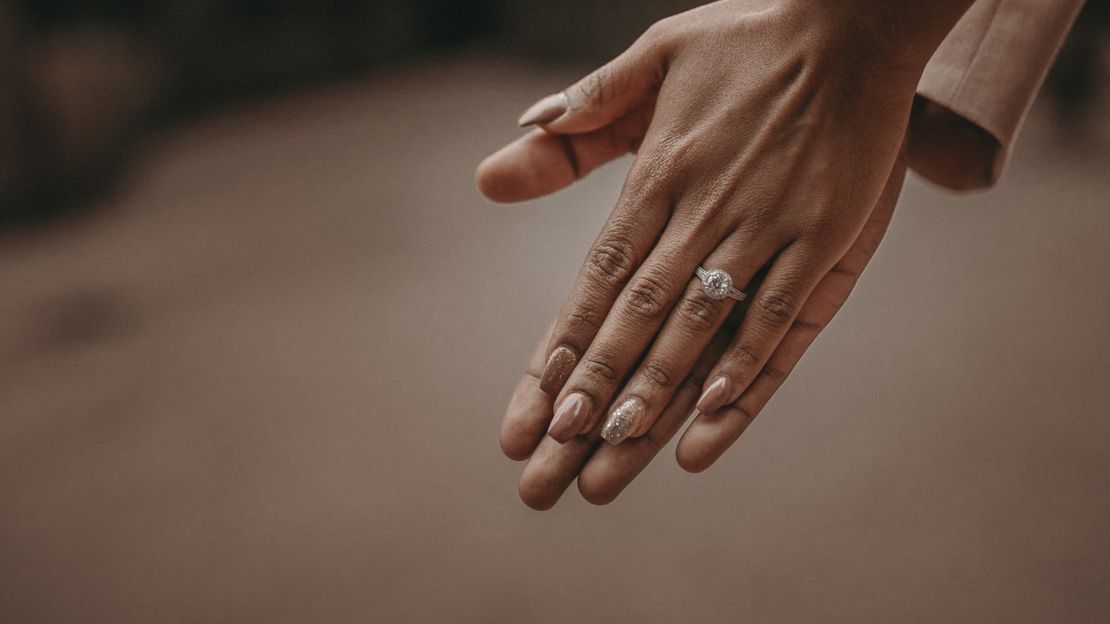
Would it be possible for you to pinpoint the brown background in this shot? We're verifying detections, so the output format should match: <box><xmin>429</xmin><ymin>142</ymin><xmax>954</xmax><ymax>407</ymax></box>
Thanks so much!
<box><xmin>2</xmin><ymin>11</ymin><xmax>1110</xmax><ymax>624</ymax></box>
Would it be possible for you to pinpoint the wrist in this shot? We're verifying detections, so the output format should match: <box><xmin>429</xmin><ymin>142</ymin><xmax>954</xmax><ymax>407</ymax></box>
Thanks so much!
<box><xmin>787</xmin><ymin>0</ymin><xmax>975</xmax><ymax>73</ymax></box>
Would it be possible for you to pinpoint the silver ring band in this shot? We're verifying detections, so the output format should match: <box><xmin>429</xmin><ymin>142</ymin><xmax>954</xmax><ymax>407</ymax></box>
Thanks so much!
<box><xmin>695</xmin><ymin>267</ymin><xmax>747</xmax><ymax>302</ymax></box>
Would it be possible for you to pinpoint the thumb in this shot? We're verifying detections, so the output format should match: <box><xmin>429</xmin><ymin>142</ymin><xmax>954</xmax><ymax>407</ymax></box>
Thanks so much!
<box><xmin>517</xmin><ymin>30</ymin><xmax>668</xmax><ymax>134</ymax></box>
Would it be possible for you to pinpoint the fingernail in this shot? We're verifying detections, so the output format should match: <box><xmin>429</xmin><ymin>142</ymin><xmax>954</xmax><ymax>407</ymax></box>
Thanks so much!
<box><xmin>602</xmin><ymin>396</ymin><xmax>644</xmax><ymax>446</ymax></box>
<box><xmin>539</xmin><ymin>346</ymin><xmax>577</xmax><ymax>395</ymax></box>
<box><xmin>518</xmin><ymin>93</ymin><xmax>568</xmax><ymax>127</ymax></box>
<box><xmin>548</xmin><ymin>392</ymin><xmax>591</xmax><ymax>443</ymax></box>
<box><xmin>697</xmin><ymin>376</ymin><xmax>731</xmax><ymax>413</ymax></box>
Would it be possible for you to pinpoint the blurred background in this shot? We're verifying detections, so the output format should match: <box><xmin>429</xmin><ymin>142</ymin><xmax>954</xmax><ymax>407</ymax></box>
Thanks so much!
<box><xmin>1</xmin><ymin>1</ymin><xmax>1109</xmax><ymax>622</ymax></box>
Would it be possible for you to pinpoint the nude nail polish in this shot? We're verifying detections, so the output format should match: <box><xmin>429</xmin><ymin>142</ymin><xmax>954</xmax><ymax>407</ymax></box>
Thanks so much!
<box><xmin>518</xmin><ymin>93</ymin><xmax>568</xmax><ymax>127</ymax></box>
<box><xmin>697</xmin><ymin>376</ymin><xmax>731</xmax><ymax>413</ymax></box>
<box><xmin>602</xmin><ymin>397</ymin><xmax>645</xmax><ymax>446</ymax></box>
<box><xmin>548</xmin><ymin>392</ymin><xmax>591</xmax><ymax>443</ymax></box>
<box><xmin>540</xmin><ymin>346</ymin><xmax>577</xmax><ymax>395</ymax></box>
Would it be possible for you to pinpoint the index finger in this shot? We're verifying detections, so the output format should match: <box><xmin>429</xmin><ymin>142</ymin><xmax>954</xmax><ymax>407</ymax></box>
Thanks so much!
<box><xmin>574</xmin><ymin>288</ymin><xmax>746</xmax><ymax>504</ymax></box>
<box><xmin>676</xmin><ymin>158</ymin><xmax>908</xmax><ymax>472</ymax></box>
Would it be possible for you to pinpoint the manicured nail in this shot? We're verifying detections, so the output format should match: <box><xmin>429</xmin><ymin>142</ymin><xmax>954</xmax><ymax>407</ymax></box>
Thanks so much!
<box><xmin>548</xmin><ymin>392</ymin><xmax>591</xmax><ymax>443</ymax></box>
<box><xmin>540</xmin><ymin>346</ymin><xmax>577</xmax><ymax>395</ymax></box>
<box><xmin>602</xmin><ymin>396</ymin><xmax>645</xmax><ymax>446</ymax></box>
<box><xmin>518</xmin><ymin>93</ymin><xmax>568</xmax><ymax>127</ymax></box>
<box><xmin>697</xmin><ymin>376</ymin><xmax>731</xmax><ymax>413</ymax></box>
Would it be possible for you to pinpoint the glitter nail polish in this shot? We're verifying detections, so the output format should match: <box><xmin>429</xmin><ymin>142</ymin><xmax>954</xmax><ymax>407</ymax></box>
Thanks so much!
<box><xmin>540</xmin><ymin>346</ymin><xmax>577</xmax><ymax>395</ymax></box>
<box><xmin>602</xmin><ymin>397</ymin><xmax>644</xmax><ymax>445</ymax></box>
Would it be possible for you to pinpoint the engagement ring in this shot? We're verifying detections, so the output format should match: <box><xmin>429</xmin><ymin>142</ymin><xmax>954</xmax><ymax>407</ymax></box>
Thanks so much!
<box><xmin>695</xmin><ymin>267</ymin><xmax>747</xmax><ymax>302</ymax></box>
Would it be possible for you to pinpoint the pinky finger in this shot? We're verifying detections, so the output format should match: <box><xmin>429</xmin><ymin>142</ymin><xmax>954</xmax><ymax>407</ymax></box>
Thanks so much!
<box><xmin>674</xmin><ymin>315</ymin><xmax>819</xmax><ymax>473</ymax></box>
<box><xmin>676</xmin><ymin>158</ymin><xmax>908</xmax><ymax>472</ymax></box>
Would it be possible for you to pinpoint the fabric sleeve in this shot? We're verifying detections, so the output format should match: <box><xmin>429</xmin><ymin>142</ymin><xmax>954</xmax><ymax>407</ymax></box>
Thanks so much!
<box><xmin>912</xmin><ymin>0</ymin><xmax>1085</xmax><ymax>190</ymax></box>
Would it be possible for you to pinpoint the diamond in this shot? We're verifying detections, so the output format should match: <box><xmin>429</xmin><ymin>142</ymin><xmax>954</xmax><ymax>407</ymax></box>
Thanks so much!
<box><xmin>701</xmin><ymin>269</ymin><xmax>732</xmax><ymax>300</ymax></box>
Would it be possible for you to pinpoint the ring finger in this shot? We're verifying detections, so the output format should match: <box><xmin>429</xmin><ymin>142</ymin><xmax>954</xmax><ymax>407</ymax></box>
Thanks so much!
<box><xmin>546</xmin><ymin>218</ymin><xmax>720</xmax><ymax>442</ymax></box>
<box><xmin>536</xmin><ymin>159</ymin><xmax>672</xmax><ymax>399</ymax></box>
<box><xmin>599</xmin><ymin>230</ymin><xmax>783</xmax><ymax>444</ymax></box>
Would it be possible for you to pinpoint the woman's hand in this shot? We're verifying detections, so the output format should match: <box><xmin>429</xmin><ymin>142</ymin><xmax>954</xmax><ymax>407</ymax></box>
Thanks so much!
<box><xmin>478</xmin><ymin>0</ymin><xmax>971</xmax><ymax>506</ymax></box>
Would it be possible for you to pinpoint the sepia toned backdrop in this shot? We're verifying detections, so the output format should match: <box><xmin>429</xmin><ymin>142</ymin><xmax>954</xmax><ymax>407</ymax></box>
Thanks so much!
<box><xmin>1</xmin><ymin>2</ymin><xmax>1109</xmax><ymax>623</ymax></box>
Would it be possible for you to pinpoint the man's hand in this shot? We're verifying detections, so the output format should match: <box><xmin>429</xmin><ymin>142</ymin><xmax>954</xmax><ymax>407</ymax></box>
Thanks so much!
<box><xmin>497</xmin><ymin>158</ymin><xmax>906</xmax><ymax>509</ymax></box>
<box><xmin>479</xmin><ymin>0</ymin><xmax>969</xmax><ymax>508</ymax></box>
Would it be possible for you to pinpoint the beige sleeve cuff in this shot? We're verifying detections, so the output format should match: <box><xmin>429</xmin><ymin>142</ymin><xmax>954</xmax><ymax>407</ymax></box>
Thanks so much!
<box><xmin>913</xmin><ymin>0</ymin><xmax>1084</xmax><ymax>190</ymax></box>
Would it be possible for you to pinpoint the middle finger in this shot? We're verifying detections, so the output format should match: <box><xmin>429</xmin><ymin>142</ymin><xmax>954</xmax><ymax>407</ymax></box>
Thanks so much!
<box><xmin>549</xmin><ymin>217</ymin><xmax>719</xmax><ymax>442</ymax></box>
<box><xmin>602</xmin><ymin>228</ymin><xmax>783</xmax><ymax>444</ymax></box>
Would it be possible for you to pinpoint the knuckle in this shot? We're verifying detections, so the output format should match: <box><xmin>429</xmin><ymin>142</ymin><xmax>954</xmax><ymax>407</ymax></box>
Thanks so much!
<box><xmin>652</xmin><ymin>131</ymin><xmax>697</xmax><ymax>169</ymax></box>
<box><xmin>730</xmin><ymin>344</ymin><xmax>759</xmax><ymax>368</ymax></box>
<box><xmin>629</xmin><ymin>149</ymin><xmax>682</xmax><ymax>194</ymax></box>
<box><xmin>676</xmin><ymin>290</ymin><xmax>725</xmax><ymax>333</ymax></box>
<box><xmin>829</xmin><ymin>262</ymin><xmax>861</xmax><ymax>279</ymax></box>
<box><xmin>680</xmin><ymin>368</ymin><xmax>708</xmax><ymax>391</ymax></box>
<box><xmin>620</xmin><ymin>274</ymin><xmax>671</xmax><ymax>321</ymax></box>
<box><xmin>806</xmin><ymin>210</ymin><xmax>854</xmax><ymax>237</ymax></box>
<box><xmin>756</xmin><ymin>289</ymin><xmax>799</xmax><ymax>323</ymax></box>
<box><xmin>762</xmin><ymin>364</ymin><xmax>788</xmax><ymax>383</ymax></box>
<box><xmin>582</xmin><ymin>355</ymin><xmax>621</xmax><ymax>383</ymax></box>
<box><xmin>796</xmin><ymin>230</ymin><xmax>847</xmax><ymax>259</ymax></box>
<box><xmin>578</xmin><ymin>66</ymin><xmax>609</xmax><ymax>105</ymax></box>
<box><xmin>587</xmin><ymin>236</ymin><xmax>638</xmax><ymax>286</ymax></box>
<box><xmin>792</xmin><ymin>317</ymin><xmax>825</xmax><ymax>334</ymax></box>
<box><xmin>642</xmin><ymin>17</ymin><xmax>676</xmax><ymax>45</ymax></box>
<box><xmin>641</xmin><ymin>362</ymin><xmax>675</xmax><ymax>390</ymax></box>
<box><xmin>564</xmin><ymin>305</ymin><xmax>601</xmax><ymax>335</ymax></box>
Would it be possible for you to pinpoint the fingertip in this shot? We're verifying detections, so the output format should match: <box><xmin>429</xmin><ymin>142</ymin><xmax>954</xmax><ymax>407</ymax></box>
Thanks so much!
<box><xmin>577</xmin><ymin>475</ymin><xmax>620</xmax><ymax>506</ymax></box>
<box><xmin>518</xmin><ymin>461</ymin><xmax>573</xmax><ymax>510</ymax></box>
<box><xmin>675</xmin><ymin>446</ymin><xmax>713</xmax><ymax>474</ymax></box>
<box><xmin>577</xmin><ymin>441</ymin><xmax>648</xmax><ymax>506</ymax></box>
<box><xmin>475</xmin><ymin>152</ymin><xmax>516</xmax><ymax>204</ymax></box>
<box><xmin>518</xmin><ymin>478</ymin><xmax>560</xmax><ymax>511</ymax></box>
<box><xmin>500</xmin><ymin>375</ymin><xmax>554</xmax><ymax>461</ymax></box>
<box><xmin>500</xmin><ymin>415</ymin><xmax>546</xmax><ymax>461</ymax></box>
<box><xmin>500</xmin><ymin>430</ymin><xmax>534</xmax><ymax>462</ymax></box>
<box><xmin>675</xmin><ymin>424</ymin><xmax>719</xmax><ymax>473</ymax></box>
<box><xmin>475</xmin><ymin>132</ymin><xmax>577</xmax><ymax>204</ymax></box>
<box><xmin>676</xmin><ymin>403</ymin><xmax>754</xmax><ymax>473</ymax></box>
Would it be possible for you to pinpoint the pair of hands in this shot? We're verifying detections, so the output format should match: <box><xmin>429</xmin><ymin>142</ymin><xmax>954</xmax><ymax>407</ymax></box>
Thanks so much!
<box><xmin>477</xmin><ymin>0</ymin><xmax>970</xmax><ymax>509</ymax></box>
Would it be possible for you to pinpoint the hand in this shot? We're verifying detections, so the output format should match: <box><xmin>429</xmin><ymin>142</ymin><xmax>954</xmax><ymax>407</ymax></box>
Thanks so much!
<box><xmin>499</xmin><ymin>159</ymin><xmax>907</xmax><ymax>509</ymax></box>
<box><xmin>479</xmin><ymin>0</ymin><xmax>966</xmax><ymax>507</ymax></box>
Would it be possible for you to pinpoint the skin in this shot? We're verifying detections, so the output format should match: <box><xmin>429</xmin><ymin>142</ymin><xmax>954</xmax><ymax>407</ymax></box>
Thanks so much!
<box><xmin>504</xmin><ymin>160</ymin><xmax>906</xmax><ymax>509</ymax></box>
<box><xmin>478</xmin><ymin>0</ymin><xmax>975</xmax><ymax>509</ymax></box>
